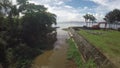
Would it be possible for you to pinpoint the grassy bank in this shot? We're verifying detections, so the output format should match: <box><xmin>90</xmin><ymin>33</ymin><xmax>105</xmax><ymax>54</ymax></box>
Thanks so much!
<box><xmin>67</xmin><ymin>38</ymin><xmax>96</xmax><ymax>68</ymax></box>
<box><xmin>78</xmin><ymin>29</ymin><xmax>120</xmax><ymax>66</ymax></box>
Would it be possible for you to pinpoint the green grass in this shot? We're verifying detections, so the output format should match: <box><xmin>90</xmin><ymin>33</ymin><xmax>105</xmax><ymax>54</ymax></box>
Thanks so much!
<box><xmin>67</xmin><ymin>38</ymin><xmax>96</xmax><ymax>68</ymax></box>
<box><xmin>78</xmin><ymin>30</ymin><xmax>120</xmax><ymax>65</ymax></box>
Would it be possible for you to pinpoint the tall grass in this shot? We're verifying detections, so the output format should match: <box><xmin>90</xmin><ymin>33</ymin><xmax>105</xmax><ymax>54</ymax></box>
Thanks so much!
<box><xmin>67</xmin><ymin>38</ymin><xmax>96</xmax><ymax>68</ymax></box>
<box><xmin>78</xmin><ymin>30</ymin><xmax>120</xmax><ymax>58</ymax></box>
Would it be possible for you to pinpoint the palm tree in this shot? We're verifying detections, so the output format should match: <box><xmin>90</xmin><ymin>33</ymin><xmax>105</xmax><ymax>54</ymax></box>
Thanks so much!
<box><xmin>83</xmin><ymin>14</ymin><xmax>89</xmax><ymax>27</ymax></box>
<box><xmin>83</xmin><ymin>14</ymin><xmax>96</xmax><ymax>27</ymax></box>
<box><xmin>89</xmin><ymin>14</ymin><xmax>96</xmax><ymax>26</ymax></box>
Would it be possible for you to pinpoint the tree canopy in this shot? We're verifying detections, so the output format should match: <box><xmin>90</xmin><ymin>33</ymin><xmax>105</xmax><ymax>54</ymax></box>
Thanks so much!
<box><xmin>0</xmin><ymin>0</ymin><xmax>57</xmax><ymax>68</ymax></box>
<box><xmin>104</xmin><ymin>9</ymin><xmax>120</xmax><ymax>23</ymax></box>
<box><xmin>83</xmin><ymin>14</ymin><xmax>96</xmax><ymax>23</ymax></box>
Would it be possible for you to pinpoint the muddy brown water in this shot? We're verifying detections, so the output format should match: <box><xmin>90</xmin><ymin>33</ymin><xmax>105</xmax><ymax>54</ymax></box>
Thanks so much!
<box><xmin>31</xmin><ymin>28</ymin><xmax>70</xmax><ymax>68</ymax></box>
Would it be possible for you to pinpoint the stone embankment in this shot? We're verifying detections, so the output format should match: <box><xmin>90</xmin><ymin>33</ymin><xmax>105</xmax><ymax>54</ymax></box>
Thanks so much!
<box><xmin>68</xmin><ymin>27</ymin><xmax>117</xmax><ymax>68</ymax></box>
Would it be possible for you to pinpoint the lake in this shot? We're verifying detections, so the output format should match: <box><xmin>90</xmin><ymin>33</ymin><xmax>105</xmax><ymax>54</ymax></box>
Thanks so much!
<box><xmin>54</xmin><ymin>22</ymin><xmax>120</xmax><ymax>29</ymax></box>
<box><xmin>56</xmin><ymin>22</ymin><xmax>85</xmax><ymax>28</ymax></box>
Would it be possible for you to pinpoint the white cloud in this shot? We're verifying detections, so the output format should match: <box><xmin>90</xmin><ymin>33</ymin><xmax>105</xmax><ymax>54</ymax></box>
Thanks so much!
<box><xmin>55</xmin><ymin>1</ymin><xmax>64</xmax><ymax>5</ymax></box>
<box><xmin>46</xmin><ymin>5</ymin><xmax>84</xmax><ymax>22</ymax></box>
<box><xmin>88</xmin><ymin>0</ymin><xmax>120</xmax><ymax>21</ymax></box>
<box><xmin>13</xmin><ymin>0</ymin><xmax>120</xmax><ymax>22</ymax></box>
<box><xmin>90</xmin><ymin>0</ymin><xmax>120</xmax><ymax>10</ymax></box>
<box><xmin>12</xmin><ymin>0</ymin><xmax>17</xmax><ymax>4</ymax></box>
<box><xmin>29</xmin><ymin>0</ymin><xmax>84</xmax><ymax>22</ymax></box>
<box><xmin>89</xmin><ymin>0</ymin><xmax>109</xmax><ymax>6</ymax></box>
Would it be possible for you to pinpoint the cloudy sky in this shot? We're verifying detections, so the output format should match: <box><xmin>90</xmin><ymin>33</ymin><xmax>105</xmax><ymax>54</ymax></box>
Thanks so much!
<box><xmin>13</xmin><ymin>0</ymin><xmax>120</xmax><ymax>22</ymax></box>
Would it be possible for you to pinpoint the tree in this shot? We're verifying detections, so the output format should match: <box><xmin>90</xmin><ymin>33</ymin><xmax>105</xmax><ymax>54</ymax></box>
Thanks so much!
<box><xmin>83</xmin><ymin>14</ymin><xmax>89</xmax><ymax>27</ymax></box>
<box><xmin>0</xmin><ymin>0</ymin><xmax>57</xmax><ymax>68</ymax></box>
<box><xmin>21</xmin><ymin>7</ymin><xmax>56</xmax><ymax>48</ymax></box>
<box><xmin>0</xmin><ymin>0</ymin><xmax>14</xmax><ymax>68</ymax></box>
<box><xmin>89</xmin><ymin>14</ymin><xmax>96</xmax><ymax>26</ymax></box>
<box><xmin>83</xmin><ymin>14</ymin><xmax>96</xmax><ymax>27</ymax></box>
<box><xmin>0</xmin><ymin>0</ymin><xmax>12</xmax><ymax>16</ymax></box>
<box><xmin>104</xmin><ymin>9</ymin><xmax>120</xmax><ymax>29</ymax></box>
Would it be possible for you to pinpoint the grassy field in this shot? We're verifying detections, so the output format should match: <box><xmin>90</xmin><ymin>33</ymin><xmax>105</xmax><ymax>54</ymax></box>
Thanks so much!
<box><xmin>78</xmin><ymin>29</ymin><xmax>120</xmax><ymax>67</ymax></box>
<box><xmin>67</xmin><ymin>38</ymin><xmax>96</xmax><ymax>68</ymax></box>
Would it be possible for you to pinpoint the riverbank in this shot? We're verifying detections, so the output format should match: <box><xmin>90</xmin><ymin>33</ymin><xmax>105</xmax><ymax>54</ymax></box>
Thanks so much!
<box><xmin>78</xmin><ymin>29</ymin><xmax>120</xmax><ymax>67</ymax></box>
<box><xmin>69</xmin><ymin>28</ymin><xmax>120</xmax><ymax>68</ymax></box>
<box><xmin>67</xmin><ymin>38</ymin><xmax>96</xmax><ymax>68</ymax></box>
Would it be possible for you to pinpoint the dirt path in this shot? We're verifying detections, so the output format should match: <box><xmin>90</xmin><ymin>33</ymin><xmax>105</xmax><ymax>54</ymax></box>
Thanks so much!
<box><xmin>31</xmin><ymin>29</ymin><xmax>69</xmax><ymax>68</ymax></box>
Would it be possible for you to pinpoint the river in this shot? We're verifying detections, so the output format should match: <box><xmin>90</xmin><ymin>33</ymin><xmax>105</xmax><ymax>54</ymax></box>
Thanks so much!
<box><xmin>31</xmin><ymin>25</ymin><xmax>70</xmax><ymax>68</ymax></box>
<box><xmin>31</xmin><ymin>22</ymin><xmax>87</xmax><ymax>68</ymax></box>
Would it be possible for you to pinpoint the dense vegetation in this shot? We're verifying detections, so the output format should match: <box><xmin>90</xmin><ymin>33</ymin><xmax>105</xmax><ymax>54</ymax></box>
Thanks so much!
<box><xmin>78</xmin><ymin>29</ymin><xmax>120</xmax><ymax>67</ymax></box>
<box><xmin>104</xmin><ymin>9</ymin><xmax>120</xmax><ymax>24</ymax></box>
<box><xmin>104</xmin><ymin>9</ymin><xmax>120</xmax><ymax>28</ymax></box>
<box><xmin>67</xmin><ymin>38</ymin><xmax>96</xmax><ymax>68</ymax></box>
<box><xmin>0</xmin><ymin>0</ymin><xmax>57</xmax><ymax>68</ymax></box>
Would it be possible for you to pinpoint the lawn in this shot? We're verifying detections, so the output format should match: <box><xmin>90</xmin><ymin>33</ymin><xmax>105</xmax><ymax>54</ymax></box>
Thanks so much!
<box><xmin>67</xmin><ymin>38</ymin><xmax>96</xmax><ymax>68</ymax></box>
<box><xmin>78</xmin><ymin>29</ymin><xmax>120</xmax><ymax>67</ymax></box>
